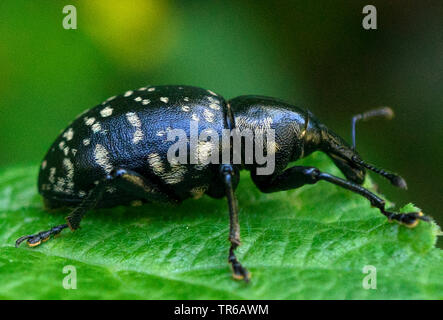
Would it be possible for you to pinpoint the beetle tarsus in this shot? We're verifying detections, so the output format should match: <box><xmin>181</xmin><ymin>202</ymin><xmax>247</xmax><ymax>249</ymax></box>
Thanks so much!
<box><xmin>229</xmin><ymin>245</ymin><xmax>250</xmax><ymax>282</ymax></box>
<box><xmin>15</xmin><ymin>223</ymin><xmax>68</xmax><ymax>248</ymax></box>
<box><xmin>382</xmin><ymin>210</ymin><xmax>430</xmax><ymax>228</ymax></box>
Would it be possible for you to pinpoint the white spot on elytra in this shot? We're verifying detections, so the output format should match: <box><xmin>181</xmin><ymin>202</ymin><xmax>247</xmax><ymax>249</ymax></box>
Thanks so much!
<box><xmin>79</xmin><ymin>190</ymin><xmax>86</xmax><ymax>197</ymax></box>
<box><xmin>183</xmin><ymin>97</ymin><xmax>190</xmax><ymax>102</ymax></box>
<box><xmin>163</xmin><ymin>159</ymin><xmax>187</xmax><ymax>184</ymax></box>
<box><xmin>182</xmin><ymin>105</ymin><xmax>190</xmax><ymax>112</ymax></box>
<box><xmin>84</xmin><ymin>117</ymin><xmax>95</xmax><ymax>126</ymax></box>
<box><xmin>191</xmin><ymin>113</ymin><xmax>199</xmax><ymax>121</ymax></box>
<box><xmin>49</xmin><ymin>167</ymin><xmax>56</xmax><ymax>183</ymax></box>
<box><xmin>148</xmin><ymin>87</ymin><xmax>155</xmax><ymax>92</ymax></box>
<box><xmin>138</xmin><ymin>86</ymin><xmax>147</xmax><ymax>91</ymax></box>
<box><xmin>53</xmin><ymin>177</ymin><xmax>65</xmax><ymax>193</ymax></box>
<box><xmin>142</xmin><ymin>99</ymin><xmax>150</xmax><ymax>105</ymax></box>
<box><xmin>156</xmin><ymin>127</ymin><xmax>172</xmax><ymax>137</ymax></box>
<box><xmin>134</xmin><ymin>96</ymin><xmax>142</xmax><ymax>102</ymax></box>
<box><xmin>63</xmin><ymin>158</ymin><xmax>74</xmax><ymax>181</ymax></box>
<box><xmin>83</xmin><ymin>139</ymin><xmax>90</xmax><ymax>146</ymax></box>
<box><xmin>41</xmin><ymin>160</ymin><xmax>47</xmax><ymax>170</ymax></box>
<box><xmin>59</xmin><ymin>141</ymin><xmax>65</xmax><ymax>150</ymax></box>
<box><xmin>209</xmin><ymin>103</ymin><xmax>220</xmax><ymax>110</ymax></box>
<box><xmin>60</xmin><ymin>158</ymin><xmax>75</xmax><ymax>194</ymax></box>
<box><xmin>63</xmin><ymin>146</ymin><xmax>70</xmax><ymax>156</ymax></box>
<box><xmin>71</xmin><ymin>149</ymin><xmax>77</xmax><ymax>156</ymax></box>
<box><xmin>207</xmin><ymin>89</ymin><xmax>217</xmax><ymax>96</ymax></box>
<box><xmin>126</xmin><ymin>112</ymin><xmax>144</xmax><ymax>144</ymax></box>
<box><xmin>124</xmin><ymin>90</ymin><xmax>133</xmax><ymax>97</ymax></box>
<box><xmin>148</xmin><ymin>153</ymin><xmax>165</xmax><ymax>175</ymax></box>
<box><xmin>207</xmin><ymin>96</ymin><xmax>218</xmax><ymax>103</ymax></box>
<box><xmin>160</xmin><ymin>97</ymin><xmax>169</xmax><ymax>103</ymax></box>
<box><xmin>94</xmin><ymin>144</ymin><xmax>113</xmax><ymax>174</ymax></box>
<box><xmin>63</xmin><ymin>128</ymin><xmax>74</xmax><ymax>141</ymax></box>
<box><xmin>92</xmin><ymin>122</ymin><xmax>102</xmax><ymax>133</ymax></box>
<box><xmin>100</xmin><ymin>106</ymin><xmax>113</xmax><ymax>117</ymax></box>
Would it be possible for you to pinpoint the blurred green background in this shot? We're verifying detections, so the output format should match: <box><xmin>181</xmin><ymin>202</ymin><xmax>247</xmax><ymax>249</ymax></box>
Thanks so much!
<box><xmin>0</xmin><ymin>1</ymin><xmax>442</xmax><ymax>236</ymax></box>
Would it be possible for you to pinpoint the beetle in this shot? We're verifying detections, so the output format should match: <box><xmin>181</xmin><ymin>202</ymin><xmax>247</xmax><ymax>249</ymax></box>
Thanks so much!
<box><xmin>16</xmin><ymin>85</ymin><xmax>430</xmax><ymax>282</ymax></box>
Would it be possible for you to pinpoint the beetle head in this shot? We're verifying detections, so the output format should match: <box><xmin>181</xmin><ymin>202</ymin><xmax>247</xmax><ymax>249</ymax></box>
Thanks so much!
<box><xmin>320</xmin><ymin>127</ymin><xmax>367</xmax><ymax>184</ymax></box>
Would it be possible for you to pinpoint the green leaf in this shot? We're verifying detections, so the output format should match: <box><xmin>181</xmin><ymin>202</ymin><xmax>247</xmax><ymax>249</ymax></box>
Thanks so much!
<box><xmin>0</xmin><ymin>153</ymin><xmax>441</xmax><ymax>299</ymax></box>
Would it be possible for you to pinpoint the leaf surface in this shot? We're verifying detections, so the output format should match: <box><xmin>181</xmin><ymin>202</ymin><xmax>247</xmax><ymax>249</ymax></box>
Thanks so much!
<box><xmin>0</xmin><ymin>153</ymin><xmax>441</xmax><ymax>299</ymax></box>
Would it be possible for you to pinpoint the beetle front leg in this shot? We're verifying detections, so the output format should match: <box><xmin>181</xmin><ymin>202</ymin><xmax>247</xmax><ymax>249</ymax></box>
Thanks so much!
<box><xmin>316</xmin><ymin>170</ymin><xmax>431</xmax><ymax>227</ymax></box>
<box><xmin>220</xmin><ymin>164</ymin><xmax>250</xmax><ymax>282</ymax></box>
<box><xmin>252</xmin><ymin>166</ymin><xmax>431</xmax><ymax>228</ymax></box>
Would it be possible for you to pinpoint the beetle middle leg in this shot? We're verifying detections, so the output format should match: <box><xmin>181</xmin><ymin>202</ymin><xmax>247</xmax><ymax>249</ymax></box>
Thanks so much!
<box><xmin>220</xmin><ymin>164</ymin><xmax>250</xmax><ymax>282</ymax></box>
<box><xmin>16</xmin><ymin>168</ymin><xmax>176</xmax><ymax>248</ymax></box>
<box><xmin>252</xmin><ymin>166</ymin><xmax>430</xmax><ymax>227</ymax></box>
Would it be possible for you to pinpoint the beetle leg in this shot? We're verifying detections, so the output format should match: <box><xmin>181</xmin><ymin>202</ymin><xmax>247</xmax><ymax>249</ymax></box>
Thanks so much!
<box><xmin>251</xmin><ymin>166</ymin><xmax>431</xmax><ymax>227</ymax></box>
<box><xmin>16</xmin><ymin>168</ymin><xmax>177</xmax><ymax>247</ymax></box>
<box><xmin>220</xmin><ymin>164</ymin><xmax>250</xmax><ymax>282</ymax></box>
<box><xmin>15</xmin><ymin>224</ymin><xmax>68</xmax><ymax>247</ymax></box>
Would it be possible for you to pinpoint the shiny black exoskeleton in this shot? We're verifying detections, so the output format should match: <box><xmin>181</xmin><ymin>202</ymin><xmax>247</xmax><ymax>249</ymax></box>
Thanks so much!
<box><xmin>16</xmin><ymin>85</ymin><xmax>430</xmax><ymax>282</ymax></box>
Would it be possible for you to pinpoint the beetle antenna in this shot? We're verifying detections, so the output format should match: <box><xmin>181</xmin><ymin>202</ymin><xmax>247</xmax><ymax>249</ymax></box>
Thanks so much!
<box><xmin>351</xmin><ymin>107</ymin><xmax>394</xmax><ymax>149</ymax></box>
<box><xmin>352</xmin><ymin>156</ymin><xmax>407</xmax><ymax>189</ymax></box>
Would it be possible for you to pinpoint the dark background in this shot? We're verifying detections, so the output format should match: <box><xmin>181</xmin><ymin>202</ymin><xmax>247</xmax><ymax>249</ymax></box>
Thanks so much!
<box><xmin>0</xmin><ymin>1</ymin><xmax>441</xmax><ymax>237</ymax></box>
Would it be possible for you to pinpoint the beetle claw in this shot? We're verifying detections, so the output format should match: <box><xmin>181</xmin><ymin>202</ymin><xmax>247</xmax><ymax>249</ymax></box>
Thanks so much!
<box><xmin>229</xmin><ymin>259</ymin><xmax>250</xmax><ymax>282</ymax></box>
<box><xmin>15</xmin><ymin>235</ymin><xmax>33</xmax><ymax>248</ymax></box>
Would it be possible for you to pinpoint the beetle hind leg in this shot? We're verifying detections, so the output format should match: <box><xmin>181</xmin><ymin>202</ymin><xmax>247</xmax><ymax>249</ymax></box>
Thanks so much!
<box><xmin>16</xmin><ymin>168</ymin><xmax>177</xmax><ymax>248</ymax></box>
<box><xmin>15</xmin><ymin>224</ymin><xmax>68</xmax><ymax>247</ymax></box>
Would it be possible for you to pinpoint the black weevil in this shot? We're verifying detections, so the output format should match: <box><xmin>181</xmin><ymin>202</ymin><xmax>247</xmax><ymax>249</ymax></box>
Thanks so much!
<box><xmin>16</xmin><ymin>85</ymin><xmax>430</xmax><ymax>281</ymax></box>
